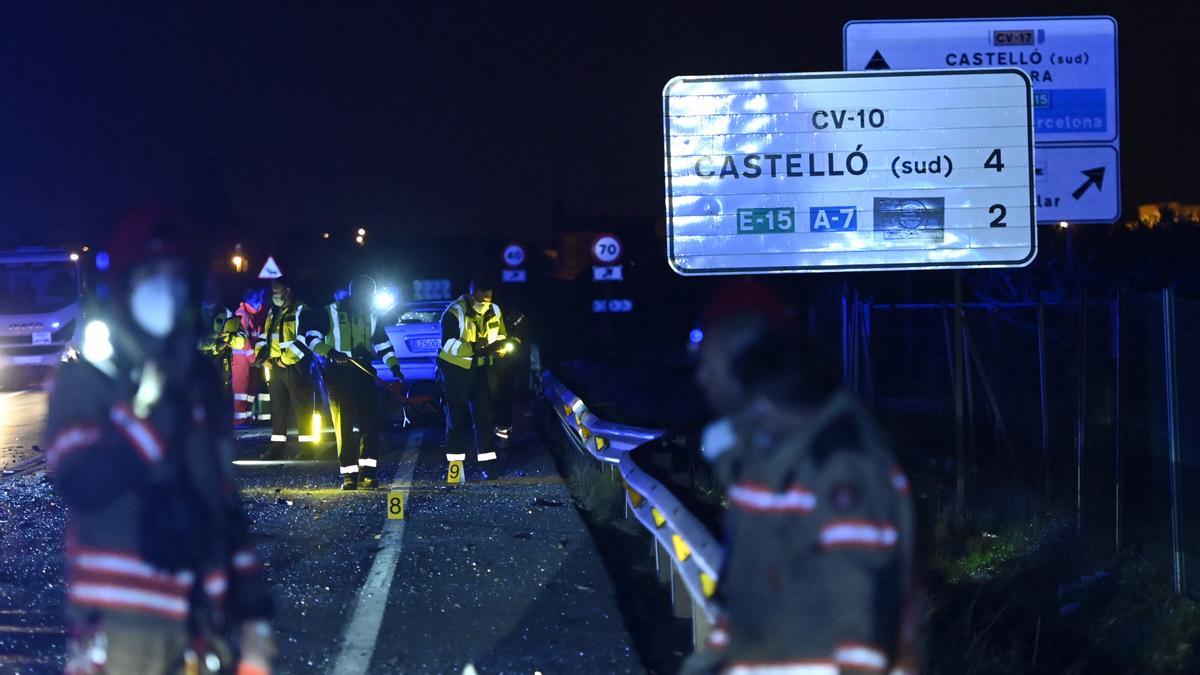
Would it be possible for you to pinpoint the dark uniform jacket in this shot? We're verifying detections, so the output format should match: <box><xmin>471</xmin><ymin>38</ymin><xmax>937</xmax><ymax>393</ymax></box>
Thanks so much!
<box><xmin>686</xmin><ymin>389</ymin><xmax>919</xmax><ymax>675</ymax></box>
<box><xmin>46</xmin><ymin>349</ymin><xmax>272</xmax><ymax>629</ymax></box>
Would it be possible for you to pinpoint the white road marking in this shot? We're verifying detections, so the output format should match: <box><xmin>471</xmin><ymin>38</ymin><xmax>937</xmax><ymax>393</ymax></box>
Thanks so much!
<box><xmin>330</xmin><ymin>431</ymin><xmax>423</xmax><ymax>675</ymax></box>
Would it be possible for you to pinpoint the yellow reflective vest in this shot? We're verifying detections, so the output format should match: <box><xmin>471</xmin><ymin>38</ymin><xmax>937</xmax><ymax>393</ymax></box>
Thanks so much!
<box><xmin>313</xmin><ymin>302</ymin><xmax>398</xmax><ymax>370</ymax></box>
<box><xmin>437</xmin><ymin>296</ymin><xmax>507</xmax><ymax>370</ymax></box>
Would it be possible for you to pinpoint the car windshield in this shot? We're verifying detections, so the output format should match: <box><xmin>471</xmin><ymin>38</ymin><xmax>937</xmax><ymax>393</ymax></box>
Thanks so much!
<box><xmin>396</xmin><ymin>306</ymin><xmax>444</xmax><ymax>325</ymax></box>
<box><xmin>0</xmin><ymin>261</ymin><xmax>80</xmax><ymax>314</ymax></box>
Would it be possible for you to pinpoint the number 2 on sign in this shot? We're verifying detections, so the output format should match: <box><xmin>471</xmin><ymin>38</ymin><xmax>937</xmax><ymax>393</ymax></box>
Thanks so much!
<box><xmin>447</xmin><ymin>460</ymin><xmax>464</xmax><ymax>484</ymax></box>
<box><xmin>387</xmin><ymin>491</ymin><xmax>405</xmax><ymax>520</ymax></box>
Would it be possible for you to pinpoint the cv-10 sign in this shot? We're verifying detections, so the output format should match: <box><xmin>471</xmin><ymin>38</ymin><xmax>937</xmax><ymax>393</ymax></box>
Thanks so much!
<box><xmin>663</xmin><ymin>69</ymin><xmax>1036</xmax><ymax>274</ymax></box>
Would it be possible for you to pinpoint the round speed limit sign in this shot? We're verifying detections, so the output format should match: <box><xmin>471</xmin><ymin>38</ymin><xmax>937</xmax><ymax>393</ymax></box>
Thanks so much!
<box><xmin>502</xmin><ymin>244</ymin><xmax>526</xmax><ymax>268</ymax></box>
<box><xmin>591</xmin><ymin>234</ymin><xmax>622</xmax><ymax>264</ymax></box>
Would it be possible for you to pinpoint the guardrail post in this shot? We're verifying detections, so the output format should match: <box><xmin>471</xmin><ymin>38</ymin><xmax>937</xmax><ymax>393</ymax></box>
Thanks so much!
<box><xmin>656</xmin><ymin>541</ymin><xmax>671</xmax><ymax>585</ymax></box>
<box><xmin>672</xmin><ymin>564</ymin><xmax>692</xmax><ymax>619</ymax></box>
<box><xmin>692</xmin><ymin>603</ymin><xmax>712</xmax><ymax>647</ymax></box>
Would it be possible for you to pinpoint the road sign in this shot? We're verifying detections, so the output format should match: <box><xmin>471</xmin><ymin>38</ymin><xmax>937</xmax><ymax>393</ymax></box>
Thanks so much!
<box><xmin>502</xmin><ymin>243</ymin><xmax>526</xmax><ymax>267</ymax></box>
<box><xmin>591</xmin><ymin>234</ymin><xmax>623</xmax><ymax>264</ymax></box>
<box><xmin>592</xmin><ymin>299</ymin><xmax>633</xmax><ymax>313</ymax></box>
<box><xmin>412</xmin><ymin>279</ymin><xmax>451</xmax><ymax>300</ymax></box>
<box><xmin>501</xmin><ymin>269</ymin><xmax>527</xmax><ymax>283</ymax></box>
<box><xmin>845</xmin><ymin>16</ymin><xmax>1120</xmax><ymax>224</ymax></box>
<box><xmin>592</xmin><ymin>265</ymin><xmax>623</xmax><ymax>281</ymax></box>
<box><xmin>258</xmin><ymin>256</ymin><xmax>282</xmax><ymax>279</ymax></box>
<box><xmin>1034</xmin><ymin>145</ymin><xmax>1120</xmax><ymax>223</ymax></box>
<box><xmin>663</xmin><ymin>70</ymin><xmax>1035</xmax><ymax>274</ymax></box>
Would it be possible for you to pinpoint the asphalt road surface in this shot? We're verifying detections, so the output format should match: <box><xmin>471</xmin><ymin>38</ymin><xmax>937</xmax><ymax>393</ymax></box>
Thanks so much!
<box><xmin>0</xmin><ymin>401</ymin><xmax>643</xmax><ymax>674</ymax></box>
<box><xmin>0</xmin><ymin>390</ymin><xmax>48</xmax><ymax>476</ymax></box>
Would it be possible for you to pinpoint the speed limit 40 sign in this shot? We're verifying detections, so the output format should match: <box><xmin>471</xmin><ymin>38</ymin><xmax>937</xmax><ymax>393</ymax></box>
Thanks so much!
<box><xmin>502</xmin><ymin>243</ymin><xmax>526</xmax><ymax>267</ymax></box>
<box><xmin>591</xmin><ymin>234</ymin><xmax>623</xmax><ymax>264</ymax></box>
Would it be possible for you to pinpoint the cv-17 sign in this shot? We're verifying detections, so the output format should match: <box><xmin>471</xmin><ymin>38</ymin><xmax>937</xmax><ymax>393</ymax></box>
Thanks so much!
<box><xmin>663</xmin><ymin>69</ymin><xmax>1036</xmax><ymax>274</ymax></box>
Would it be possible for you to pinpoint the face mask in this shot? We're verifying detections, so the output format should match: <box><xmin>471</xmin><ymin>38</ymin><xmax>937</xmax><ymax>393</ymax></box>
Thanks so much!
<box><xmin>129</xmin><ymin>273</ymin><xmax>180</xmax><ymax>338</ymax></box>
<box><xmin>472</xmin><ymin>301</ymin><xmax>490</xmax><ymax>314</ymax></box>
<box><xmin>272</xmin><ymin>293</ymin><xmax>285</xmax><ymax>307</ymax></box>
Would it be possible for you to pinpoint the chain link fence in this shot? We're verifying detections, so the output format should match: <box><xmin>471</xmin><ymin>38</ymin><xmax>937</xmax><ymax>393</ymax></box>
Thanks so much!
<box><xmin>844</xmin><ymin>290</ymin><xmax>1199</xmax><ymax>595</ymax></box>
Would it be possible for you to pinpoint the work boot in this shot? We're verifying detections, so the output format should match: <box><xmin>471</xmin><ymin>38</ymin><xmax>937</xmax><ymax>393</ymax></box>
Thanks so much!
<box><xmin>341</xmin><ymin>476</ymin><xmax>357</xmax><ymax>491</ymax></box>
<box><xmin>360</xmin><ymin>477</ymin><xmax>379</xmax><ymax>490</ymax></box>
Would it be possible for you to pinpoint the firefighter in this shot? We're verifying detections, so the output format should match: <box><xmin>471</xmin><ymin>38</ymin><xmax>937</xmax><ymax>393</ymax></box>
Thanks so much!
<box><xmin>229</xmin><ymin>288</ymin><xmax>269</xmax><ymax>427</ymax></box>
<box><xmin>682</xmin><ymin>287</ymin><xmax>920</xmax><ymax>675</ymax></box>
<box><xmin>47</xmin><ymin>208</ymin><xmax>274</xmax><ymax>674</ymax></box>
<box><xmin>254</xmin><ymin>277</ymin><xmax>325</xmax><ymax>460</ymax></box>
<box><xmin>313</xmin><ymin>275</ymin><xmax>403</xmax><ymax>490</ymax></box>
<box><xmin>436</xmin><ymin>279</ymin><xmax>509</xmax><ymax>476</ymax></box>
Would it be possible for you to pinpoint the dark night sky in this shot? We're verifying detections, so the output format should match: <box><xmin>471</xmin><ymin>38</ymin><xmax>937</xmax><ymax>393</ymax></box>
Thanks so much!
<box><xmin>0</xmin><ymin>1</ymin><xmax>1197</xmax><ymax>247</ymax></box>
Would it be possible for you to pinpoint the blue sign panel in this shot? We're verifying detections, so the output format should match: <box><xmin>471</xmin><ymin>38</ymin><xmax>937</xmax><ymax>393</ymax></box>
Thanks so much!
<box><xmin>845</xmin><ymin>16</ymin><xmax>1120</xmax><ymax>224</ymax></box>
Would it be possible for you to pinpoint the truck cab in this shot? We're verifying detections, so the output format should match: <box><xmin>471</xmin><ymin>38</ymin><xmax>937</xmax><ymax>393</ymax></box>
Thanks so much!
<box><xmin>0</xmin><ymin>249</ymin><xmax>83</xmax><ymax>383</ymax></box>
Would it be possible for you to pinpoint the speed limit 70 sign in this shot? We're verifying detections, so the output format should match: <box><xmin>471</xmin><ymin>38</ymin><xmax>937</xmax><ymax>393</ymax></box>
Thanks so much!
<box><xmin>591</xmin><ymin>234</ymin><xmax>623</xmax><ymax>264</ymax></box>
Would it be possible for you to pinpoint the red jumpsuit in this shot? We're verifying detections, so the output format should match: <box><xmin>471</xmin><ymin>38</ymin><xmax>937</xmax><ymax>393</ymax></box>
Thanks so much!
<box><xmin>231</xmin><ymin>301</ymin><xmax>268</xmax><ymax>426</ymax></box>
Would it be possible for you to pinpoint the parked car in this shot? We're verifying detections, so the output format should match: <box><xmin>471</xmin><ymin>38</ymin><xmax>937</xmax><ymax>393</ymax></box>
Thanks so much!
<box><xmin>381</xmin><ymin>299</ymin><xmax>450</xmax><ymax>426</ymax></box>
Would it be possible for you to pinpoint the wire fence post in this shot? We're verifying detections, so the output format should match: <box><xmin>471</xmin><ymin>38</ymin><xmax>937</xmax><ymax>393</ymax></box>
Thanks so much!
<box><xmin>1112</xmin><ymin>295</ymin><xmax>1122</xmax><ymax>553</ymax></box>
<box><xmin>953</xmin><ymin>272</ymin><xmax>965</xmax><ymax>516</ymax></box>
<box><xmin>1038</xmin><ymin>301</ymin><xmax>1050</xmax><ymax>500</ymax></box>
<box><xmin>1163</xmin><ymin>288</ymin><xmax>1185</xmax><ymax>594</ymax></box>
<box><xmin>1075</xmin><ymin>292</ymin><xmax>1088</xmax><ymax>535</ymax></box>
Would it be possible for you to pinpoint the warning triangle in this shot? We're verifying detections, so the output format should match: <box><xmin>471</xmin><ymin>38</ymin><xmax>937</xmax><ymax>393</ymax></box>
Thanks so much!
<box><xmin>258</xmin><ymin>256</ymin><xmax>283</xmax><ymax>279</ymax></box>
<box><xmin>866</xmin><ymin>50</ymin><xmax>890</xmax><ymax>70</ymax></box>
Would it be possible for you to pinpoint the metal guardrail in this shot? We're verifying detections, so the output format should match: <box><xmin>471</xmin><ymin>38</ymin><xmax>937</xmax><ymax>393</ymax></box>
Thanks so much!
<box><xmin>543</xmin><ymin>370</ymin><xmax>726</xmax><ymax>642</ymax></box>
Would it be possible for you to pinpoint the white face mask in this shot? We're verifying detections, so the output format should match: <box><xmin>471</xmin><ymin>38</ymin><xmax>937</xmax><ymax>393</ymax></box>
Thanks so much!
<box><xmin>472</xmin><ymin>301</ymin><xmax>490</xmax><ymax>314</ymax></box>
<box><xmin>129</xmin><ymin>273</ymin><xmax>180</xmax><ymax>338</ymax></box>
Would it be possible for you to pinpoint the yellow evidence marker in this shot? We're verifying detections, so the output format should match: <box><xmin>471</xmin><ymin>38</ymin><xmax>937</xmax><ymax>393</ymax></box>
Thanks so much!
<box><xmin>447</xmin><ymin>460</ymin><xmax>464</xmax><ymax>484</ymax></box>
<box><xmin>386</xmin><ymin>490</ymin><xmax>405</xmax><ymax>520</ymax></box>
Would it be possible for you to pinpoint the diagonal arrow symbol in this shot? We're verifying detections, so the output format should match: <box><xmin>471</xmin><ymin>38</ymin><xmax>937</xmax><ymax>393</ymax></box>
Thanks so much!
<box><xmin>1071</xmin><ymin>167</ymin><xmax>1106</xmax><ymax>200</ymax></box>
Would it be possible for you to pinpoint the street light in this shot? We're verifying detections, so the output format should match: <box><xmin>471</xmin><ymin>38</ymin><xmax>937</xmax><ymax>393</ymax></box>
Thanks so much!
<box><xmin>357</xmin><ymin>228</ymin><xmax>366</xmax><ymax>236</ymax></box>
<box><xmin>69</xmin><ymin>252</ymin><xmax>80</xmax><ymax>262</ymax></box>
<box><xmin>1059</xmin><ymin>221</ymin><xmax>1070</xmax><ymax>230</ymax></box>
<box><xmin>232</xmin><ymin>255</ymin><xmax>245</xmax><ymax>272</ymax></box>
<box><xmin>355</xmin><ymin>235</ymin><xmax>365</xmax><ymax>245</ymax></box>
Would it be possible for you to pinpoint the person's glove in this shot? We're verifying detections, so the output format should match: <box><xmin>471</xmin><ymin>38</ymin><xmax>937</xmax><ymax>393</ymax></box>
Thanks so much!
<box><xmin>389</xmin><ymin>364</ymin><xmax>405</xmax><ymax>382</ymax></box>
<box><xmin>330</xmin><ymin>351</ymin><xmax>350</xmax><ymax>365</ymax></box>
<box><xmin>237</xmin><ymin>620</ymin><xmax>275</xmax><ymax>675</ymax></box>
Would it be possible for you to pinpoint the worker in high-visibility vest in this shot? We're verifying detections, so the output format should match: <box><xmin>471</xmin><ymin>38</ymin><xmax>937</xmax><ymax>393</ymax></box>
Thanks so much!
<box><xmin>254</xmin><ymin>278</ymin><xmax>324</xmax><ymax>460</ymax></box>
<box><xmin>436</xmin><ymin>279</ymin><xmax>508</xmax><ymax>476</ymax></box>
<box><xmin>314</xmin><ymin>275</ymin><xmax>403</xmax><ymax>490</ymax></box>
